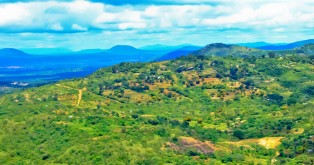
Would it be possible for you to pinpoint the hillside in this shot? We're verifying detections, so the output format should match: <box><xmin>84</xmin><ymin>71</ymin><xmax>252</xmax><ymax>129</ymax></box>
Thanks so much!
<box><xmin>0</xmin><ymin>51</ymin><xmax>313</xmax><ymax>164</ymax></box>
<box><xmin>192</xmin><ymin>43</ymin><xmax>267</xmax><ymax>57</ymax></box>
<box><xmin>293</xmin><ymin>44</ymin><xmax>314</xmax><ymax>55</ymax></box>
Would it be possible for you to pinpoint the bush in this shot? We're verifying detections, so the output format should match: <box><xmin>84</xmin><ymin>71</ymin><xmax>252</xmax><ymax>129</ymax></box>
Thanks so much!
<box><xmin>170</xmin><ymin>120</ymin><xmax>180</xmax><ymax>126</ymax></box>
<box><xmin>172</xmin><ymin>137</ymin><xmax>178</xmax><ymax>142</ymax></box>
<box><xmin>303</xmin><ymin>86</ymin><xmax>314</xmax><ymax>96</ymax></box>
<box><xmin>267</xmin><ymin>93</ymin><xmax>284</xmax><ymax>105</ymax></box>
<box><xmin>181</xmin><ymin>121</ymin><xmax>190</xmax><ymax>128</ymax></box>
<box><xmin>131</xmin><ymin>114</ymin><xmax>139</xmax><ymax>119</ymax></box>
<box><xmin>187</xmin><ymin>150</ymin><xmax>199</xmax><ymax>156</ymax></box>
<box><xmin>233</xmin><ymin>129</ymin><xmax>245</xmax><ymax>140</ymax></box>
<box><xmin>155</xmin><ymin>128</ymin><xmax>168</xmax><ymax>137</ymax></box>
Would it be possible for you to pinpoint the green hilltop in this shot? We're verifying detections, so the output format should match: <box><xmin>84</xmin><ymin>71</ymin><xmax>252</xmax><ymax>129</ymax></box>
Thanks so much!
<box><xmin>0</xmin><ymin>45</ymin><xmax>313</xmax><ymax>164</ymax></box>
<box><xmin>192</xmin><ymin>43</ymin><xmax>267</xmax><ymax>57</ymax></box>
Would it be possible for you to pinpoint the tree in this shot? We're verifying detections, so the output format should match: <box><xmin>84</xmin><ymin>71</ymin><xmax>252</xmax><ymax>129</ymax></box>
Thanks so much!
<box><xmin>268</xmin><ymin>52</ymin><xmax>276</xmax><ymax>58</ymax></box>
<box><xmin>233</xmin><ymin>129</ymin><xmax>245</xmax><ymax>140</ymax></box>
<box><xmin>267</xmin><ymin>93</ymin><xmax>284</xmax><ymax>105</ymax></box>
<box><xmin>131</xmin><ymin>114</ymin><xmax>139</xmax><ymax>119</ymax></box>
<box><xmin>230</xmin><ymin>66</ymin><xmax>238</xmax><ymax>80</ymax></box>
<box><xmin>287</xmin><ymin>93</ymin><xmax>298</xmax><ymax>105</ymax></box>
<box><xmin>303</xmin><ymin>86</ymin><xmax>314</xmax><ymax>96</ymax></box>
<box><xmin>244</xmin><ymin>80</ymin><xmax>254</xmax><ymax>87</ymax></box>
<box><xmin>181</xmin><ymin>121</ymin><xmax>190</xmax><ymax>128</ymax></box>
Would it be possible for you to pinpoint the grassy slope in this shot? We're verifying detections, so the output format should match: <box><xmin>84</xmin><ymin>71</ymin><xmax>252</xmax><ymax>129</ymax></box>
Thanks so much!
<box><xmin>0</xmin><ymin>55</ymin><xmax>313</xmax><ymax>164</ymax></box>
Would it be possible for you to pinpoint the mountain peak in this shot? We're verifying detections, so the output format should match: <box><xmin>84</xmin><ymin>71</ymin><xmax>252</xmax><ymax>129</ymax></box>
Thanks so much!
<box><xmin>108</xmin><ymin>45</ymin><xmax>141</xmax><ymax>55</ymax></box>
<box><xmin>204</xmin><ymin>43</ymin><xmax>232</xmax><ymax>49</ymax></box>
<box><xmin>0</xmin><ymin>48</ymin><xmax>29</xmax><ymax>56</ymax></box>
<box><xmin>107</xmin><ymin>45</ymin><xmax>142</xmax><ymax>55</ymax></box>
<box><xmin>192</xmin><ymin>43</ymin><xmax>264</xmax><ymax>57</ymax></box>
<box><xmin>109</xmin><ymin>45</ymin><xmax>138</xmax><ymax>51</ymax></box>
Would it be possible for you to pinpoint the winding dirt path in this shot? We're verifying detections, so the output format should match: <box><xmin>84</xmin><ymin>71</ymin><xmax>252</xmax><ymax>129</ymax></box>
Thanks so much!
<box><xmin>76</xmin><ymin>89</ymin><xmax>83</xmax><ymax>106</ymax></box>
<box><xmin>56</xmin><ymin>84</ymin><xmax>85</xmax><ymax>106</ymax></box>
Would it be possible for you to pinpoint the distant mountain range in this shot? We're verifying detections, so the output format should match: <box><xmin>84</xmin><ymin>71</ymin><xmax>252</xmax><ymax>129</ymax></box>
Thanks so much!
<box><xmin>9</xmin><ymin>39</ymin><xmax>313</xmax><ymax>57</ymax></box>
<box><xmin>76</xmin><ymin>49</ymin><xmax>107</xmax><ymax>54</ymax></box>
<box><xmin>256</xmin><ymin>39</ymin><xmax>314</xmax><ymax>50</ymax></box>
<box><xmin>19</xmin><ymin>44</ymin><xmax>196</xmax><ymax>56</ymax></box>
<box><xmin>0</xmin><ymin>44</ymin><xmax>191</xmax><ymax>84</ymax></box>
<box><xmin>140</xmin><ymin>44</ymin><xmax>196</xmax><ymax>51</ymax></box>
<box><xmin>21</xmin><ymin>48</ymin><xmax>73</xmax><ymax>55</ymax></box>
<box><xmin>0</xmin><ymin>48</ymin><xmax>30</xmax><ymax>57</ymax></box>
<box><xmin>1</xmin><ymin>39</ymin><xmax>313</xmax><ymax>59</ymax></box>
<box><xmin>235</xmin><ymin>42</ymin><xmax>285</xmax><ymax>48</ymax></box>
<box><xmin>1</xmin><ymin>39</ymin><xmax>313</xmax><ymax>85</ymax></box>
<box><xmin>155</xmin><ymin>46</ymin><xmax>202</xmax><ymax>61</ymax></box>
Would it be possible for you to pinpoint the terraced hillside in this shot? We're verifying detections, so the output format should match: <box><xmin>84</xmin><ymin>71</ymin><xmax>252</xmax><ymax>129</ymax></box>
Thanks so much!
<box><xmin>0</xmin><ymin>53</ymin><xmax>313</xmax><ymax>164</ymax></box>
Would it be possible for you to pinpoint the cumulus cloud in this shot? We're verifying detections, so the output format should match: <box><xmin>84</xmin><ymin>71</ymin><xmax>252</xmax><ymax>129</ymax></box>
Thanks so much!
<box><xmin>0</xmin><ymin>0</ymin><xmax>313</xmax><ymax>49</ymax></box>
<box><xmin>0</xmin><ymin>1</ymin><xmax>104</xmax><ymax>33</ymax></box>
<box><xmin>71</xmin><ymin>24</ymin><xmax>87</xmax><ymax>31</ymax></box>
<box><xmin>89</xmin><ymin>0</ymin><xmax>221</xmax><ymax>6</ymax></box>
<box><xmin>0</xmin><ymin>0</ymin><xmax>313</xmax><ymax>33</ymax></box>
<box><xmin>0</xmin><ymin>3</ymin><xmax>31</xmax><ymax>26</ymax></box>
<box><xmin>50</xmin><ymin>23</ymin><xmax>63</xmax><ymax>31</ymax></box>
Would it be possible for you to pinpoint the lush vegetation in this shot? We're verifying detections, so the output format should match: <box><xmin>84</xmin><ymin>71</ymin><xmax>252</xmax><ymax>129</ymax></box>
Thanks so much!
<box><xmin>0</xmin><ymin>49</ymin><xmax>313</xmax><ymax>164</ymax></box>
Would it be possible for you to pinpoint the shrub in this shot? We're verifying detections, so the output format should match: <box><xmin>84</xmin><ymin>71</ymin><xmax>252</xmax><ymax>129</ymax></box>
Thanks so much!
<box><xmin>233</xmin><ymin>129</ymin><xmax>245</xmax><ymax>140</ymax></box>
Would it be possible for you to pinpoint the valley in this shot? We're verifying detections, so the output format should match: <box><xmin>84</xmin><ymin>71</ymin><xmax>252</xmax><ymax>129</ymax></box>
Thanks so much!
<box><xmin>1</xmin><ymin>40</ymin><xmax>313</xmax><ymax>95</ymax></box>
<box><xmin>0</xmin><ymin>45</ymin><xmax>173</xmax><ymax>94</ymax></box>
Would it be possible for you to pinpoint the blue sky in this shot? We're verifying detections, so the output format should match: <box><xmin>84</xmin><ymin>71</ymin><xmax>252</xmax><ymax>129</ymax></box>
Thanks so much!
<box><xmin>0</xmin><ymin>0</ymin><xmax>313</xmax><ymax>50</ymax></box>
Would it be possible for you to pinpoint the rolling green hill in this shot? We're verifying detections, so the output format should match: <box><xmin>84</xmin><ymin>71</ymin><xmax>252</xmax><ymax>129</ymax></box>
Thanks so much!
<box><xmin>0</xmin><ymin>49</ymin><xmax>313</xmax><ymax>164</ymax></box>
<box><xmin>191</xmin><ymin>43</ymin><xmax>267</xmax><ymax>57</ymax></box>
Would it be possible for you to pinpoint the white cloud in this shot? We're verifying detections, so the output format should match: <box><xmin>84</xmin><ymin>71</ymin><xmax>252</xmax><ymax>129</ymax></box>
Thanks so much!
<box><xmin>273</xmin><ymin>28</ymin><xmax>285</xmax><ymax>32</ymax></box>
<box><xmin>0</xmin><ymin>3</ymin><xmax>31</xmax><ymax>26</ymax></box>
<box><xmin>0</xmin><ymin>1</ymin><xmax>104</xmax><ymax>32</ymax></box>
<box><xmin>118</xmin><ymin>22</ymin><xmax>147</xmax><ymax>30</ymax></box>
<box><xmin>49</xmin><ymin>23</ymin><xmax>63</xmax><ymax>31</ymax></box>
<box><xmin>0</xmin><ymin>0</ymin><xmax>313</xmax><ymax>33</ymax></box>
<box><xmin>72</xmin><ymin>24</ymin><xmax>87</xmax><ymax>31</ymax></box>
<box><xmin>95</xmin><ymin>8</ymin><xmax>145</xmax><ymax>28</ymax></box>
<box><xmin>0</xmin><ymin>0</ymin><xmax>313</xmax><ymax>49</ymax></box>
